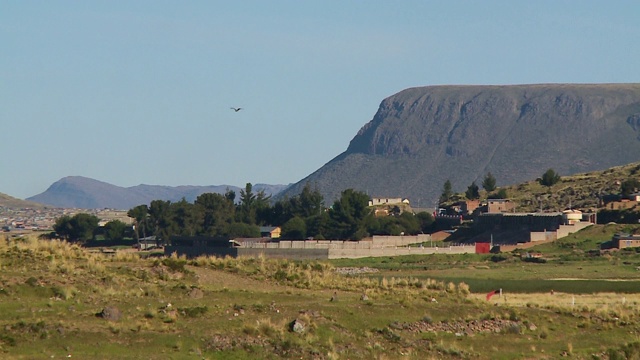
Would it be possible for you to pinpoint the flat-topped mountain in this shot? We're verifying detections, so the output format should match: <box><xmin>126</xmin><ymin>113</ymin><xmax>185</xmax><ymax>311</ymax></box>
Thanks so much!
<box><xmin>26</xmin><ymin>176</ymin><xmax>290</xmax><ymax>210</ymax></box>
<box><xmin>280</xmin><ymin>83</ymin><xmax>640</xmax><ymax>207</ymax></box>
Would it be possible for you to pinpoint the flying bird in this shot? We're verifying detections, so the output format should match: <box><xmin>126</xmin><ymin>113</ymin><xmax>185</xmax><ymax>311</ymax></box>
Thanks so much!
<box><xmin>230</xmin><ymin>107</ymin><xmax>243</xmax><ymax>112</ymax></box>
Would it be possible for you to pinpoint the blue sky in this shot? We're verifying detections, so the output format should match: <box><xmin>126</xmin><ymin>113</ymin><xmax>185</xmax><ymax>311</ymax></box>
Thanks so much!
<box><xmin>2</xmin><ymin>1</ymin><xmax>639</xmax><ymax>199</ymax></box>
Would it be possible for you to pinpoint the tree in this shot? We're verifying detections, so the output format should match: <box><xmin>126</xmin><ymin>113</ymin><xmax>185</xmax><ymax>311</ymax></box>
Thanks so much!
<box><xmin>238</xmin><ymin>183</ymin><xmax>257</xmax><ymax>224</ymax></box>
<box><xmin>540</xmin><ymin>169</ymin><xmax>561</xmax><ymax>187</ymax></box>
<box><xmin>70</xmin><ymin>213</ymin><xmax>100</xmax><ymax>242</ymax></box>
<box><xmin>621</xmin><ymin>178</ymin><xmax>640</xmax><ymax>197</ymax></box>
<box><xmin>297</xmin><ymin>183</ymin><xmax>324</xmax><ymax>218</ymax></box>
<box><xmin>127</xmin><ymin>204</ymin><xmax>149</xmax><ymax>240</ymax></box>
<box><xmin>281</xmin><ymin>216</ymin><xmax>307</xmax><ymax>239</ymax></box>
<box><xmin>103</xmin><ymin>220</ymin><xmax>127</xmax><ymax>241</ymax></box>
<box><xmin>195</xmin><ymin>192</ymin><xmax>235</xmax><ymax>236</ymax></box>
<box><xmin>54</xmin><ymin>213</ymin><xmax>100</xmax><ymax>243</ymax></box>
<box><xmin>305</xmin><ymin>212</ymin><xmax>330</xmax><ymax>240</ymax></box>
<box><xmin>224</xmin><ymin>222</ymin><xmax>260</xmax><ymax>238</ymax></box>
<box><xmin>488</xmin><ymin>188</ymin><xmax>508</xmax><ymax>199</ymax></box>
<box><xmin>253</xmin><ymin>190</ymin><xmax>272</xmax><ymax>225</ymax></box>
<box><xmin>326</xmin><ymin>189</ymin><xmax>372</xmax><ymax>240</ymax></box>
<box><xmin>237</xmin><ymin>183</ymin><xmax>272</xmax><ymax>225</ymax></box>
<box><xmin>465</xmin><ymin>181</ymin><xmax>480</xmax><ymax>200</ymax></box>
<box><xmin>224</xmin><ymin>189</ymin><xmax>236</xmax><ymax>203</ymax></box>
<box><xmin>53</xmin><ymin>215</ymin><xmax>73</xmax><ymax>241</ymax></box>
<box><xmin>482</xmin><ymin>172</ymin><xmax>497</xmax><ymax>192</ymax></box>
<box><xmin>149</xmin><ymin>200</ymin><xmax>172</xmax><ymax>242</ymax></box>
<box><xmin>440</xmin><ymin>180</ymin><xmax>453</xmax><ymax>204</ymax></box>
<box><xmin>415</xmin><ymin>211</ymin><xmax>434</xmax><ymax>233</ymax></box>
<box><xmin>171</xmin><ymin>198</ymin><xmax>202</xmax><ymax>236</ymax></box>
<box><xmin>396</xmin><ymin>212</ymin><xmax>421</xmax><ymax>235</ymax></box>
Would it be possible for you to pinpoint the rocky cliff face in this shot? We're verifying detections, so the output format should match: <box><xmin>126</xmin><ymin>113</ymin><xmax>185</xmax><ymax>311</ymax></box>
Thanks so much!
<box><xmin>281</xmin><ymin>84</ymin><xmax>640</xmax><ymax>207</ymax></box>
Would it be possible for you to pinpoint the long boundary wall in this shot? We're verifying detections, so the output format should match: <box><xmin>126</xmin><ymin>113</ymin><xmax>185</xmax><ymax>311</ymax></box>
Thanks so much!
<box><xmin>166</xmin><ymin>233</ymin><xmax>476</xmax><ymax>259</ymax></box>
<box><xmin>167</xmin><ymin>222</ymin><xmax>592</xmax><ymax>259</ymax></box>
<box><xmin>327</xmin><ymin>245</ymin><xmax>475</xmax><ymax>259</ymax></box>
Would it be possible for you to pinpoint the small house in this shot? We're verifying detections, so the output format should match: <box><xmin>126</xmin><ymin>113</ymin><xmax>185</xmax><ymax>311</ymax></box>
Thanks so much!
<box><xmin>613</xmin><ymin>233</ymin><xmax>640</xmax><ymax>249</ymax></box>
<box><xmin>487</xmin><ymin>199</ymin><xmax>516</xmax><ymax>213</ymax></box>
<box><xmin>260</xmin><ymin>226</ymin><xmax>281</xmax><ymax>239</ymax></box>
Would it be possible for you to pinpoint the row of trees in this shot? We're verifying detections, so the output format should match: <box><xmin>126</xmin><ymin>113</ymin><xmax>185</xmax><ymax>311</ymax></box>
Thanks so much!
<box><xmin>127</xmin><ymin>184</ymin><xmax>434</xmax><ymax>243</ymax></box>
<box><xmin>53</xmin><ymin>213</ymin><xmax>132</xmax><ymax>243</ymax></box>
<box><xmin>53</xmin><ymin>183</ymin><xmax>435</xmax><ymax>244</ymax></box>
<box><xmin>440</xmin><ymin>172</ymin><xmax>502</xmax><ymax>203</ymax></box>
<box><xmin>440</xmin><ymin>169</ymin><xmax>566</xmax><ymax>205</ymax></box>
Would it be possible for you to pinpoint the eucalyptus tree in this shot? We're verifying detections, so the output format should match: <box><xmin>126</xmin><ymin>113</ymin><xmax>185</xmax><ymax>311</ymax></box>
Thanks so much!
<box><xmin>127</xmin><ymin>204</ymin><xmax>149</xmax><ymax>240</ymax></box>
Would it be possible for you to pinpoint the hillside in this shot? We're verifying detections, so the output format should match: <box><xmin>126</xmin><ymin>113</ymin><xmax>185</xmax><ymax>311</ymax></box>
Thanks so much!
<box><xmin>0</xmin><ymin>192</ymin><xmax>47</xmax><ymax>209</ymax></box>
<box><xmin>504</xmin><ymin>161</ymin><xmax>640</xmax><ymax>212</ymax></box>
<box><xmin>4</xmin><ymin>235</ymin><xmax>640</xmax><ymax>359</ymax></box>
<box><xmin>279</xmin><ymin>83</ymin><xmax>640</xmax><ymax>207</ymax></box>
<box><xmin>26</xmin><ymin>176</ymin><xmax>290</xmax><ymax>210</ymax></box>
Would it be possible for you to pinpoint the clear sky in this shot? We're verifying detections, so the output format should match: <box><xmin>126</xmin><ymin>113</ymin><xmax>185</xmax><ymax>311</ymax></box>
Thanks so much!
<box><xmin>2</xmin><ymin>1</ymin><xmax>639</xmax><ymax>199</ymax></box>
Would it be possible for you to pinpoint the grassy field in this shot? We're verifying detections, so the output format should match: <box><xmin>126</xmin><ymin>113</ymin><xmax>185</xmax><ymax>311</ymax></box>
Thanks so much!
<box><xmin>2</xmin><ymin>226</ymin><xmax>640</xmax><ymax>359</ymax></box>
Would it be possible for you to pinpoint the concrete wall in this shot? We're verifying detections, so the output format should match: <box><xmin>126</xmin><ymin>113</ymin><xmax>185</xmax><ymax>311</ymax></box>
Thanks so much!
<box><xmin>556</xmin><ymin>222</ymin><xmax>593</xmax><ymax>238</ymax></box>
<box><xmin>237</xmin><ymin>248</ymin><xmax>329</xmax><ymax>260</ymax></box>
<box><xmin>245</xmin><ymin>234</ymin><xmax>432</xmax><ymax>250</ymax></box>
<box><xmin>530</xmin><ymin>231</ymin><xmax>556</xmax><ymax>242</ymax></box>
<box><xmin>327</xmin><ymin>245</ymin><xmax>475</xmax><ymax>259</ymax></box>
<box><xmin>165</xmin><ymin>246</ymin><xmax>329</xmax><ymax>260</ymax></box>
<box><xmin>164</xmin><ymin>233</ymin><xmax>475</xmax><ymax>260</ymax></box>
<box><xmin>165</xmin><ymin>246</ymin><xmax>238</xmax><ymax>258</ymax></box>
<box><xmin>370</xmin><ymin>234</ymin><xmax>431</xmax><ymax>247</ymax></box>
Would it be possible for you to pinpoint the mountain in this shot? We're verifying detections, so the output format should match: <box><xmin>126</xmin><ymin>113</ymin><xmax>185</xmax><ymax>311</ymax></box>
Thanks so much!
<box><xmin>0</xmin><ymin>192</ymin><xmax>47</xmax><ymax>209</ymax></box>
<box><xmin>26</xmin><ymin>176</ymin><xmax>290</xmax><ymax>210</ymax></box>
<box><xmin>279</xmin><ymin>83</ymin><xmax>640</xmax><ymax>207</ymax></box>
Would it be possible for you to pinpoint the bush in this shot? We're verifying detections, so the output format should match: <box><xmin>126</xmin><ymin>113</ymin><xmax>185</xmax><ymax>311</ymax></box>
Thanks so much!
<box><xmin>162</xmin><ymin>257</ymin><xmax>187</xmax><ymax>272</ymax></box>
<box><xmin>178</xmin><ymin>306</ymin><xmax>208</xmax><ymax>318</ymax></box>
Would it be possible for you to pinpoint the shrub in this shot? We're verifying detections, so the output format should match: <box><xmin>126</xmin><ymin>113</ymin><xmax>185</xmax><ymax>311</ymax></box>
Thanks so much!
<box><xmin>162</xmin><ymin>257</ymin><xmax>187</xmax><ymax>272</ymax></box>
<box><xmin>179</xmin><ymin>306</ymin><xmax>208</xmax><ymax>318</ymax></box>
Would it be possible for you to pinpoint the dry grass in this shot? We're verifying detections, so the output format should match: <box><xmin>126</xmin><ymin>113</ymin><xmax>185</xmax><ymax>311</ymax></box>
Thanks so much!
<box><xmin>474</xmin><ymin>291</ymin><xmax>640</xmax><ymax>310</ymax></box>
<box><xmin>5</xmin><ymin>235</ymin><xmax>640</xmax><ymax>359</ymax></box>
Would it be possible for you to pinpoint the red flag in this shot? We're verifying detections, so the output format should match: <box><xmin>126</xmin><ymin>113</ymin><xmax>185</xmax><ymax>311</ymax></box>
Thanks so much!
<box><xmin>486</xmin><ymin>289</ymin><xmax>499</xmax><ymax>301</ymax></box>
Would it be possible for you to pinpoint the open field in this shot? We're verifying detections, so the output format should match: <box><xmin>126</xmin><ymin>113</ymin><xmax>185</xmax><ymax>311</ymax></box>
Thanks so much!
<box><xmin>2</xmin><ymin>226</ymin><xmax>640</xmax><ymax>359</ymax></box>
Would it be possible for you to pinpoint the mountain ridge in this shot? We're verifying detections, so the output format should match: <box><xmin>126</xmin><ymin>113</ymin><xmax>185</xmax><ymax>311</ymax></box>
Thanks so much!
<box><xmin>26</xmin><ymin>176</ymin><xmax>290</xmax><ymax>210</ymax></box>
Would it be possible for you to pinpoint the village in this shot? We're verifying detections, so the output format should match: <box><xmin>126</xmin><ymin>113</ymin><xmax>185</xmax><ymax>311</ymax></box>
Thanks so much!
<box><xmin>3</xmin><ymin>189</ymin><xmax>640</xmax><ymax>261</ymax></box>
<box><xmin>165</xmin><ymin>191</ymin><xmax>640</xmax><ymax>260</ymax></box>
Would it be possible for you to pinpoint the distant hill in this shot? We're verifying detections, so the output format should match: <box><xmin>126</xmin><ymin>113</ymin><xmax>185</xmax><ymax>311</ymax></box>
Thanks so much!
<box><xmin>26</xmin><ymin>176</ymin><xmax>290</xmax><ymax>210</ymax></box>
<box><xmin>0</xmin><ymin>192</ymin><xmax>47</xmax><ymax>209</ymax></box>
<box><xmin>278</xmin><ymin>83</ymin><xmax>640</xmax><ymax>207</ymax></box>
